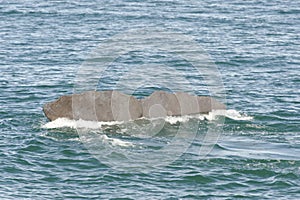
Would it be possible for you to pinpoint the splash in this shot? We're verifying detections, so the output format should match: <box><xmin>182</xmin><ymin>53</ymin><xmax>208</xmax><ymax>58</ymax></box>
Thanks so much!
<box><xmin>41</xmin><ymin>118</ymin><xmax>123</xmax><ymax>129</ymax></box>
<box><xmin>165</xmin><ymin>115</ymin><xmax>192</xmax><ymax>124</ymax></box>
<box><xmin>212</xmin><ymin>109</ymin><xmax>254</xmax><ymax>121</ymax></box>
<box><xmin>42</xmin><ymin>109</ymin><xmax>252</xmax><ymax>129</ymax></box>
<box><xmin>99</xmin><ymin>135</ymin><xmax>134</xmax><ymax>147</ymax></box>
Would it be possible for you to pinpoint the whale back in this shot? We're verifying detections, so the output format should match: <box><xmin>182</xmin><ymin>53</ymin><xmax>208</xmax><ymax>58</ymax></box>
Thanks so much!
<box><xmin>43</xmin><ymin>90</ymin><xmax>225</xmax><ymax>122</ymax></box>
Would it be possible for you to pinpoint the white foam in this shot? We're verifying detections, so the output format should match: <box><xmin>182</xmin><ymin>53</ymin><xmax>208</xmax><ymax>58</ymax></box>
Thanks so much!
<box><xmin>226</xmin><ymin>109</ymin><xmax>252</xmax><ymax>120</ymax></box>
<box><xmin>42</xmin><ymin>118</ymin><xmax>123</xmax><ymax>129</ymax></box>
<box><xmin>211</xmin><ymin>109</ymin><xmax>253</xmax><ymax>121</ymax></box>
<box><xmin>42</xmin><ymin>110</ymin><xmax>253</xmax><ymax>130</ymax></box>
<box><xmin>165</xmin><ymin>115</ymin><xmax>191</xmax><ymax>124</ymax></box>
<box><xmin>100</xmin><ymin>135</ymin><xmax>134</xmax><ymax>147</ymax></box>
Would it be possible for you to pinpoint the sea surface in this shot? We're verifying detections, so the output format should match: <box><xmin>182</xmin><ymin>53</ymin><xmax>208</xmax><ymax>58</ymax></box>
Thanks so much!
<box><xmin>1</xmin><ymin>0</ymin><xmax>300</xmax><ymax>199</ymax></box>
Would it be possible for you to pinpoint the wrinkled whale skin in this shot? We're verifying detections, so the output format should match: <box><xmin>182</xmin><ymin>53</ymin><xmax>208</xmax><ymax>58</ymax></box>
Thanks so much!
<box><xmin>43</xmin><ymin>90</ymin><xmax>225</xmax><ymax>122</ymax></box>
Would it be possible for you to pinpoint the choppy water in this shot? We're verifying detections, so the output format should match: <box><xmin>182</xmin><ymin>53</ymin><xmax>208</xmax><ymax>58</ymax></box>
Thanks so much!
<box><xmin>1</xmin><ymin>0</ymin><xmax>299</xmax><ymax>199</ymax></box>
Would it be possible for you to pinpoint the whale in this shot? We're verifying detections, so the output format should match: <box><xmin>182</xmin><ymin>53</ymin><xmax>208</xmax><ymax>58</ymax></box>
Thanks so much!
<box><xmin>43</xmin><ymin>90</ymin><xmax>226</xmax><ymax>122</ymax></box>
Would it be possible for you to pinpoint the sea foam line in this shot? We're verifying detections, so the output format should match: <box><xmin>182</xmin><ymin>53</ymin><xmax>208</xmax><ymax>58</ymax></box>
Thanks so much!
<box><xmin>41</xmin><ymin>118</ymin><xmax>123</xmax><ymax>129</ymax></box>
<box><xmin>42</xmin><ymin>109</ymin><xmax>253</xmax><ymax>129</ymax></box>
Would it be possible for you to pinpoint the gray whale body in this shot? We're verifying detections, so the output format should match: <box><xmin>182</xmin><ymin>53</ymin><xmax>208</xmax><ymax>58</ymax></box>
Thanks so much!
<box><xmin>43</xmin><ymin>90</ymin><xmax>225</xmax><ymax>122</ymax></box>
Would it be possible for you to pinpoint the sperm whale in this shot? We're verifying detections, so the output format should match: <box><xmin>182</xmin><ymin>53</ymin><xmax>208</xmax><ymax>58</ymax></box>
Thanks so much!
<box><xmin>43</xmin><ymin>90</ymin><xmax>226</xmax><ymax>122</ymax></box>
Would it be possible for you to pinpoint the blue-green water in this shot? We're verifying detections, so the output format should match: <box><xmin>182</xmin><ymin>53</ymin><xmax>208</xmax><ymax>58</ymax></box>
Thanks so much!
<box><xmin>1</xmin><ymin>0</ymin><xmax>299</xmax><ymax>199</ymax></box>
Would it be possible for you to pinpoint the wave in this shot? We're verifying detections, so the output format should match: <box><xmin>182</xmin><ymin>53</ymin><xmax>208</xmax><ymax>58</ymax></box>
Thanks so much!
<box><xmin>42</xmin><ymin>109</ymin><xmax>253</xmax><ymax>129</ymax></box>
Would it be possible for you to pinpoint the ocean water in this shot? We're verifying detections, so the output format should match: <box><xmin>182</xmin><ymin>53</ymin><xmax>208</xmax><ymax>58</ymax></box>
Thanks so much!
<box><xmin>1</xmin><ymin>0</ymin><xmax>300</xmax><ymax>199</ymax></box>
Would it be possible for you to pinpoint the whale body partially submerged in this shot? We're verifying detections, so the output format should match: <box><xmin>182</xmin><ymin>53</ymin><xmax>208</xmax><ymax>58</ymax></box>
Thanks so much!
<box><xmin>43</xmin><ymin>91</ymin><xmax>226</xmax><ymax>122</ymax></box>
